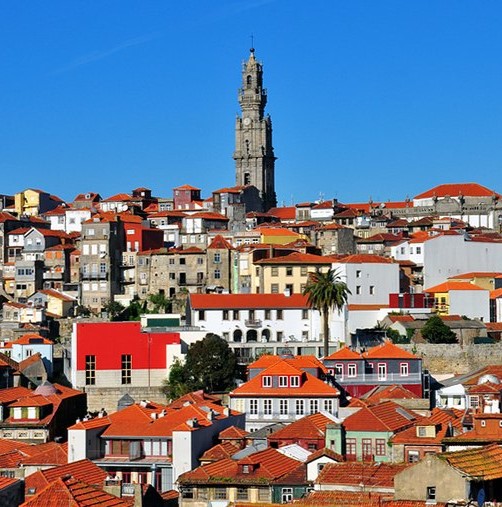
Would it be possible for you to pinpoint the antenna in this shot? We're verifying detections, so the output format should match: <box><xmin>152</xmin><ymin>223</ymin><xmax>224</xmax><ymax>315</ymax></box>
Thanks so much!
<box><xmin>250</xmin><ymin>34</ymin><xmax>255</xmax><ymax>53</ymax></box>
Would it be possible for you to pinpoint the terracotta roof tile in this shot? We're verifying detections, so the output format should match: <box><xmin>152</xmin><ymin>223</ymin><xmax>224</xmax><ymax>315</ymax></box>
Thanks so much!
<box><xmin>316</xmin><ymin>461</ymin><xmax>409</xmax><ymax>487</ymax></box>
<box><xmin>438</xmin><ymin>443</ymin><xmax>502</xmax><ymax>479</ymax></box>
<box><xmin>343</xmin><ymin>401</ymin><xmax>417</xmax><ymax>432</ymax></box>
<box><xmin>363</xmin><ymin>341</ymin><xmax>418</xmax><ymax>360</ymax></box>
<box><xmin>190</xmin><ymin>293</ymin><xmax>309</xmax><ymax>310</ymax></box>
<box><xmin>325</xmin><ymin>346</ymin><xmax>362</xmax><ymax>360</ymax></box>
<box><xmin>425</xmin><ymin>281</ymin><xmax>486</xmax><ymax>292</ymax></box>
<box><xmin>255</xmin><ymin>252</ymin><xmax>332</xmax><ymax>265</ymax></box>
<box><xmin>268</xmin><ymin>413</ymin><xmax>336</xmax><ymax>441</ymax></box>
<box><xmin>414</xmin><ymin>183</ymin><xmax>500</xmax><ymax>200</ymax></box>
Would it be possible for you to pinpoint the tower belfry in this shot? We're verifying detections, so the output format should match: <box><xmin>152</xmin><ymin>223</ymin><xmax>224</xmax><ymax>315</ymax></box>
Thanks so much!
<box><xmin>233</xmin><ymin>48</ymin><xmax>277</xmax><ymax>211</ymax></box>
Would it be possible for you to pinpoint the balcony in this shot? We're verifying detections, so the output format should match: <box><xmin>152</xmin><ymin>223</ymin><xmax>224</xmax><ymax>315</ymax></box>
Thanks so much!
<box><xmin>178</xmin><ymin>277</ymin><xmax>205</xmax><ymax>286</ymax></box>
<box><xmin>334</xmin><ymin>372</ymin><xmax>422</xmax><ymax>384</ymax></box>
<box><xmin>80</xmin><ymin>272</ymin><xmax>108</xmax><ymax>280</ymax></box>
<box><xmin>245</xmin><ymin>319</ymin><xmax>262</xmax><ymax>328</ymax></box>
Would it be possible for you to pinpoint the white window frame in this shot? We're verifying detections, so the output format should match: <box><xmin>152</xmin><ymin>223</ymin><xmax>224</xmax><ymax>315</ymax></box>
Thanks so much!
<box><xmin>262</xmin><ymin>376</ymin><xmax>272</xmax><ymax>388</ymax></box>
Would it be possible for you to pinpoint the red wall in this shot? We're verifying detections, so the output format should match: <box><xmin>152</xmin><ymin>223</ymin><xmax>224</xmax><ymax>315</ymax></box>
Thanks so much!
<box><xmin>76</xmin><ymin>322</ymin><xmax>180</xmax><ymax>371</ymax></box>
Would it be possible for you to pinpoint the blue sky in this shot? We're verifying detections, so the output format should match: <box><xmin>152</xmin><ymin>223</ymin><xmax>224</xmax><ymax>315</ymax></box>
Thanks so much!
<box><xmin>1</xmin><ymin>1</ymin><xmax>502</xmax><ymax>205</ymax></box>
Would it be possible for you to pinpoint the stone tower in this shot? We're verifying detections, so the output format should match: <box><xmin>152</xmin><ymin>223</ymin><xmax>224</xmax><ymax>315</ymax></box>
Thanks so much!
<box><xmin>233</xmin><ymin>48</ymin><xmax>277</xmax><ymax>211</ymax></box>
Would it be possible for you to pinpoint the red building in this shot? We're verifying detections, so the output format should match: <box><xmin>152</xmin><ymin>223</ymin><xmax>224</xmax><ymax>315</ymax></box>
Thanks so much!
<box><xmin>71</xmin><ymin>321</ymin><xmax>181</xmax><ymax>395</ymax></box>
<box><xmin>121</xmin><ymin>215</ymin><xmax>164</xmax><ymax>252</ymax></box>
<box><xmin>173</xmin><ymin>184</ymin><xmax>201</xmax><ymax>210</ymax></box>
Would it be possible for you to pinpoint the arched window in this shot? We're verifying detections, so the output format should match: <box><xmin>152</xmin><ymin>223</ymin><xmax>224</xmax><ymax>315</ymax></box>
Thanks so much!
<box><xmin>244</xmin><ymin>172</ymin><xmax>251</xmax><ymax>185</ymax></box>
<box><xmin>246</xmin><ymin>75</ymin><xmax>252</xmax><ymax>86</ymax></box>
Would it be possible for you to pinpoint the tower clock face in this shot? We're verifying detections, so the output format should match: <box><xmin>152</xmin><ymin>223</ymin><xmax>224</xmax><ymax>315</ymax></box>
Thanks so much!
<box><xmin>243</xmin><ymin>117</ymin><xmax>251</xmax><ymax>126</ymax></box>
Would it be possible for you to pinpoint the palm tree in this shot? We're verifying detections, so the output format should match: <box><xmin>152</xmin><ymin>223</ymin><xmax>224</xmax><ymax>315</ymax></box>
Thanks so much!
<box><xmin>302</xmin><ymin>268</ymin><xmax>350</xmax><ymax>357</ymax></box>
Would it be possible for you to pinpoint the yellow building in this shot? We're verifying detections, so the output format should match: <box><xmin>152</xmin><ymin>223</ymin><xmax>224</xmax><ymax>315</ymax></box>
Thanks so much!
<box><xmin>14</xmin><ymin>189</ymin><xmax>61</xmax><ymax>217</ymax></box>
<box><xmin>448</xmin><ymin>272</ymin><xmax>502</xmax><ymax>291</ymax></box>
<box><xmin>257</xmin><ymin>227</ymin><xmax>306</xmax><ymax>245</ymax></box>
<box><xmin>252</xmin><ymin>251</ymin><xmax>332</xmax><ymax>294</ymax></box>
<box><xmin>425</xmin><ymin>281</ymin><xmax>486</xmax><ymax>315</ymax></box>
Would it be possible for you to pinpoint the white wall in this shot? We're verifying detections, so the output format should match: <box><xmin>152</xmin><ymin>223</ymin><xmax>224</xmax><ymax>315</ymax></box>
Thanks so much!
<box><xmin>449</xmin><ymin>290</ymin><xmax>490</xmax><ymax>321</ymax></box>
<box><xmin>423</xmin><ymin>235</ymin><xmax>502</xmax><ymax>289</ymax></box>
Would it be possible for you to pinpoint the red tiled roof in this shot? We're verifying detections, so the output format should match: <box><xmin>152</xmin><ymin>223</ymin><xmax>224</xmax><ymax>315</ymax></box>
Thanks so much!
<box><xmin>219</xmin><ymin>425</ymin><xmax>248</xmax><ymax>439</ymax></box>
<box><xmin>102</xmin><ymin>193</ymin><xmax>133</xmax><ymax>202</ymax></box>
<box><xmin>188</xmin><ymin>211</ymin><xmax>229</xmax><ymax>221</ymax></box>
<box><xmin>269</xmin><ymin>413</ymin><xmax>335</xmax><ymax>441</ymax></box>
<box><xmin>12</xmin><ymin>334</ymin><xmax>53</xmax><ymax>345</ymax></box>
<box><xmin>316</xmin><ymin>461</ymin><xmax>409</xmax><ymax>487</ymax></box>
<box><xmin>343</xmin><ymin>401</ymin><xmax>417</xmax><ymax>432</ymax></box>
<box><xmin>363</xmin><ymin>385</ymin><xmax>419</xmax><ymax>404</ymax></box>
<box><xmin>414</xmin><ymin>183</ymin><xmax>500</xmax><ymax>200</ymax></box>
<box><xmin>22</xmin><ymin>475</ymin><xmax>130</xmax><ymax>506</ymax></box>
<box><xmin>449</xmin><ymin>271</ymin><xmax>502</xmax><ymax>279</ymax></box>
<box><xmin>258</xmin><ymin>227</ymin><xmax>300</xmax><ymax>237</ymax></box>
<box><xmin>248</xmin><ymin>355</ymin><xmax>327</xmax><ymax>373</ymax></box>
<box><xmin>387</xmin><ymin>315</ymin><xmax>415</xmax><ymax>323</ymax></box>
<box><xmin>207</xmin><ymin>234</ymin><xmax>233</xmax><ymax>250</ymax></box>
<box><xmin>438</xmin><ymin>443</ymin><xmax>502</xmax><ymax>480</ymax></box>
<box><xmin>174</xmin><ymin>184</ymin><xmax>200</xmax><ymax>190</ymax></box>
<box><xmin>363</xmin><ymin>341</ymin><xmax>418</xmax><ymax>360</ymax></box>
<box><xmin>325</xmin><ymin>346</ymin><xmax>362</xmax><ymax>360</ymax></box>
<box><xmin>24</xmin><ymin>459</ymin><xmax>108</xmax><ymax>497</ymax></box>
<box><xmin>0</xmin><ymin>212</ymin><xmax>18</xmax><ymax>223</ymax></box>
<box><xmin>190</xmin><ymin>293</ymin><xmax>309</xmax><ymax>310</ymax></box>
<box><xmin>424</xmin><ymin>281</ymin><xmax>486</xmax><ymax>292</ymax></box>
<box><xmin>267</xmin><ymin>206</ymin><xmax>296</xmax><ymax>220</ymax></box>
<box><xmin>255</xmin><ymin>252</ymin><xmax>332</xmax><ymax>265</ymax></box>
<box><xmin>0</xmin><ymin>387</ymin><xmax>32</xmax><ymax>404</ymax></box>
<box><xmin>200</xmin><ymin>441</ymin><xmax>239</xmax><ymax>462</ymax></box>
<box><xmin>178</xmin><ymin>447</ymin><xmax>301</xmax><ymax>485</ymax></box>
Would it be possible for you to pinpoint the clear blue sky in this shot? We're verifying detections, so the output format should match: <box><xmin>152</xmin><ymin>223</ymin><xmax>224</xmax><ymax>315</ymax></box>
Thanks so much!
<box><xmin>2</xmin><ymin>1</ymin><xmax>502</xmax><ymax>205</ymax></box>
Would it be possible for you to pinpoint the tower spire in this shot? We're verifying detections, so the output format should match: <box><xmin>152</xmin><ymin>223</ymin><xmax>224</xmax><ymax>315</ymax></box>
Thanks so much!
<box><xmin>233</xmin><ymin>47</ymin><xmax>277</xmax><ymax>211</ymax></box>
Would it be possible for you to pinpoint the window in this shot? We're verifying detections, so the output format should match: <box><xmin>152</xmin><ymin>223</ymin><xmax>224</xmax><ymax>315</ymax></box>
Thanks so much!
<box><xmin>236</xmin><ymin>488</ymin><xmax>248</xmax><ymax>501</ymax></box>
<box><xmin>198</xmin><ymin>310</ymin><xmax>205</xmax><ymax>320</ymax></box>
<box><xmin>276</xmin><ymin>331</ymin><xmax>283</xmax><ymax>341</ymax></box>
<box><xmin>197</xmin><ymin>488</ymin><xmax>208</xmax><ymax>500</ymax></box>
<box><xmin>285</xmin><ymin>283</ymin><xmax>293</xmax><ymax>294</ymax></box>
<box><xmin>233</xmin><ymin>310</ymin><xmax>240</xmax><ymax>320</ymax></box>
<box><xmin>280</xmin><ymin>399</ymin><xmax>288</xmax><ymax>415</ymax></box>
<box><xmin>347</xmin><ymin>363</ymin><xmax>357</xmax><ymax>377</ymax></box>
<box><xmin>377</xmin><ymin>363</ymin><xmax>387</xmax><ymax>380</ymax></box>
<box><xmin>281</xmin><ymin>488</ymin><xmax>293</xmax><ymax>503</ymax></box>
<box><xmin>416</xmin><ymin>246</ymin><xmax>422</xmax><ymax>254</ymax></box>
<box><xmin>362</xmin><ymin>439</ymin><xmax>372</xmax><ymax>459</ymax></box>
<box><xmin>214</xmin><ymin>269</ymin><xmax>221</xmax><ymax>279</ymax></box>
<box><xmin>309</xmin><ymin>399</ymin><xmax>319</xmax><ymax>414</ymax></box>
<box><xmin>271</xmin><ymin>267</ymin><xmax>278</xmax><ymax>276</ymax></box>
<box><xmin>121</xmin><ymin>354</ymin><xmax>132</xmax><ymax>385</ymax></box>
<box><xmin>356</xmin><ymin>285</ymin><xmax>361</xmax><ymax>295</ymax></box>
<box><xmin>179</xmin><ymin>257</ymin><xmax>186</xmax><ymax>265</ymax></box>
<box><xmin>400</xmin><ymin>363</ymin><xmax>409</xmax><ymax>377</ymax></box>
<box><xmin>290</xmin><ymin>376</ymin><xmax>300</xmax><ymax>387</ymax></box>
<box><xmin>481</xmin><ymin>419</ymin><xmax>486</xmax><ymax>427</ymax></box>
<box><xmin>300</xmin><ymin>266</ymin><xmax>308</xmax><ymax>276</ymax></box>
<box><xmin>258</xmin><ymin>488</ymin><xmax>269</xmax><ymax>502</ymax></box>
<box><xmin>324</xmin><ymin>399</ymin><xmax>333</xmax><ymax>413</ymax></box>
<box><xmin>346</xmin><ymin>439</ymin><xmax>356</xmax><ymax>460</ymax></box>
<box><xmin>286</xmin><ymin>267</ymin><xmax>293</xmax><ymax>276</ymax></box>
<box><xmin>407</xmin><ymin>450</ymin><xmax>420</xmax><ymax>463</ymax></box>
<box><xmin>426</xmin><ymin>486</ymin><xmax>436</xmax><ymax>502</ymax></box>
<box><xmin>302</xmin><ymin>309</ymin><xmax>308</xmax><ymax>319</ymax></box>
<box><xmin>369</xmin><ymin>285</ymin><xmax>375</xmax><ymax>295</ymax></box>
<box><xmin>271</xmin><ymin>283</ymin><xmax>279</xmax><ymax>293</ymax></box>
<box><xmin>169</xmin><ymin>258</ymin><xmax>175</xmax><ymax>265</ymax></box>
<box><xmin>356</xmin><ymin>270</ymin><xmax>361</xmax><ymax>278</ymax></box>
<box><xmin>214</xmin><ymin>253</ymin><xmax>221</xmax><ymax>263</ymax></box>
<box><xmin>279</xmin><ymin>376</ymin><xmax>288</xmax><ymax>387</ymax></box>
<box><xmin>85</xmin><ymin>355</ymin><xmax>96</xmax><ymax>385</ymax></box>
<box><xmin>263</xmin><ymin>399</ymin><xmax>272</xmax><ymax>415</ymax></box>
<box><xmin>277</xmin><ymin>309</ymin><xmax>283</xmax><ymax>320</ymax></box>
<box><xmin>264</xmin><ymin>309</ymin><xmax>271</xmax><ymax>320</ymax></box>
<box><xmin>197</xmin><ymin>257</ymin><xmax>204</xmax><ymax>265</ymax></box>
<box><xmin>262</xmin><ymin>376</ymin><xmax>272</xmax><ymax>387</ymax></box>
<box><xmin>418</xmin><ymin>426</ymin><xmax>427</xmax><ymax>437</ymax></box>
<box><xmin>250</xmin><ymin>399</ymin><xmax>258</xmax><ymax>415</ymax></box>
<box><xmin>214</xmin><ymin>488</ymin><xmax>227</xmax><ymax>500</ymax></box>
<box><xmin>222</xmin><ymin>310</ymin><xmax>229</xmax><ymax>320</ymax></box>
<box><xmin>296</xmin><ymin>399</ymin><xmax>304</xmax><ymax>415</ymax></box>
<box><xmin>376</xmin><ymin>439</ymin><xmax>386</xmax><ymax>456</ymax></box>
<box><xmin>334</xmin><ymin>364</ymin><xmax>343</xmax><ymax>377</ymax></box>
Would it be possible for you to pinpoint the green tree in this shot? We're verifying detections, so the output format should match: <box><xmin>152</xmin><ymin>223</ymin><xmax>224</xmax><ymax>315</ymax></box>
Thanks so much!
<box><xmin>103</xmin><ymin>300</ymin><xmax>125</xmax><ymax>321</ymax></box>
<box><xmin>124</xmin><ymin>296</ymin><xmax>149</xmax><ymax>321</ymax></box>
<box><xmin>303</xmin><ymin>268</ymin><xmax>350</xmax><ymax>357</ymax></box>
<box><xmin>162</xmin><ymin>358</ymin><xmax>190</xmax><ymax>399</ymax></box>
<box><xmin>421</xmin><ymin>315</ymin><xmax>457</xmax><ymax>344</ymax></box>
<box><xmin>148</xmin><ymin>291</ymin><xmax>171</xmax><ymax>313</ymax></box>
<box><xmin>185</xmin><ymin>334</ymin><xmax>238</xmax><ymax>392</ymax></box>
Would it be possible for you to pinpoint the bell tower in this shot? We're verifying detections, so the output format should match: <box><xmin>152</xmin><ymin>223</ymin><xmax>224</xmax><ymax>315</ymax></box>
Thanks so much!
<box><xmin>233</xmin><ymin>48</ymin><xmax>277</xmax><ymax>211</ymax></box>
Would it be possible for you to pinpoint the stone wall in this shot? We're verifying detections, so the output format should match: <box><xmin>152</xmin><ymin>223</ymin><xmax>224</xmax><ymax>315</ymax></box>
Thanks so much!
<box><xmin>83</xmin><ymin>386</ymin><xmax>166</xmax><ymax>413</ymax></box>
<box><xmin>401</xmin><ymin>343</ymin><xmax>502</xmax><ymax>375</ymax></box>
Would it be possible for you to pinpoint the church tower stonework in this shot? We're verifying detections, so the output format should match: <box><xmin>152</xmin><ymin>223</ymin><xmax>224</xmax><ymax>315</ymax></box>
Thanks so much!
<box><xmin>234</xmin><ymin>48</ymin><xmax>277</xmax><ymax>211</ymax></box>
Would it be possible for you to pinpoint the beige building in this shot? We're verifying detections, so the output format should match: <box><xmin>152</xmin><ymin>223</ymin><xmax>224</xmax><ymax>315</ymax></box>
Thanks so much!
<box><xmin>252</xmin><ymin>252</ymin><xmax>332</xmax><ymax>295</ymax></box>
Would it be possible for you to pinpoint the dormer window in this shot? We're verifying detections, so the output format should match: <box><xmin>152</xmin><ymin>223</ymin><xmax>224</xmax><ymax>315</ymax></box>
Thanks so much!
<box><xmin>279</xmin><ymin>376</ymin><xmax>288</xmax><ymax>387</ymax></box>
<box><xmin>290</xmin><ymin>376</ymin><xmax>300</xmax><ymax>387</ymax></box>
<box><xmin>242</xmin><ymin>465</ymin><xmax>250</xmax><ymax>474</ymax></box>
<box><xmin>262</xmin><ymin>376</ymin><xmax>272</xmax><ymax>388</ymax></box>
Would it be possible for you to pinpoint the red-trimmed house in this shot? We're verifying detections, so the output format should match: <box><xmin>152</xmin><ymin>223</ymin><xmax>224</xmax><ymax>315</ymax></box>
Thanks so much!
<box><xmin>229</xmin><ymin>355</ymin><xmax>339</xmax><ymax>432</ymax></box>
<box><xmin>323</xmin><ymin>341</ymin><xmax>425</xmax><ymax>398</ymax></box>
